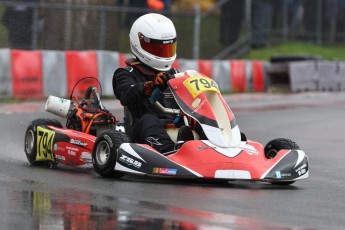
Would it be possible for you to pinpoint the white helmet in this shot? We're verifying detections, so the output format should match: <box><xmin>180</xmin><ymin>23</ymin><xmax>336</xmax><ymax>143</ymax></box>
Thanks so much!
<box><xmin>129</xmin><ymin>13</ymin><xmax>177</xmax><ymax>71</ymax></box>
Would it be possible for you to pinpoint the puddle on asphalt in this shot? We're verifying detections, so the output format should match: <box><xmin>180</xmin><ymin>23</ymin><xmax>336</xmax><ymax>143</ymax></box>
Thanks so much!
<box><xmin>1</xmin><ymin>188</ymin><xmax>299</xmax><ymax>230</ymax></box>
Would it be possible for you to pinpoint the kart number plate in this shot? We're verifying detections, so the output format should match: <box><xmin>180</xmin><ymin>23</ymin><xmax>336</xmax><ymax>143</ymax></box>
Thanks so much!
<box><xmin>183</xmin><ymin>76</ymin><xmax>219</xmax><ymax>97</ymax></box>
<box><xmin>36</xmin><ymin>126</ymin><xmax>55</xmax><ymax>161</ymax></box>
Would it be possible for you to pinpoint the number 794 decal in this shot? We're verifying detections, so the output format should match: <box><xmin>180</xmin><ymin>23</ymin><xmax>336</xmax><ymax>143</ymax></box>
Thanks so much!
<box><xmin>36</xmin><ymin>126</ymin><xmax>55</xmax><ymax>161</ymax></box>
<box><xmin>183</xmin><ymin>76</ymin><xmax>219</xmax><ymax>98</ymax></box>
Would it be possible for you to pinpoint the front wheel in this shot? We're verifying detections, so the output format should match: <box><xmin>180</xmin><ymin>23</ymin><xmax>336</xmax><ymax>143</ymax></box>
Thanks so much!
<box><xmin>24</xmin><ymin>118</ymin><xmax>62</xmax><ymax>166</ymax></box>
<box><xmin>264</xmin><ymin>138</ymin><xmax>299</xmax><ymax>159</ymax></box>
<box><xmin>264</xmin><ymin>138</ymin><xmax>300</xmax><ymax>185</ymax></box>
<box><xmin>92</xmin><ymin>130</ymin><xmax>130</xmax><ymax>178</ymax></box>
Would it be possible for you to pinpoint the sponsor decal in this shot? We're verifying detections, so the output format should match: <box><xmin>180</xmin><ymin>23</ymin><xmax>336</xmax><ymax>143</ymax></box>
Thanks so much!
<box><xmin>67</xmin><ymin>150</ymin><xmax>76</xmax><ymax>156</ymax></box>
<box><xmin>275</xmin><ymin>171</ymin><xmax>281</xmax><ymax>179</ymax></box>
<box><xmin>161</xmin><ymin>33</ymin><xmax>174</xmax><ymax>39</ymax></box>
<box><xmin>54</xmin><ymin>144</ymin><xmax>65</xmax><ymax>152</ymax></box>
<box><xmin>80</xmin><ymin>152</ymin><xmax>92</xmax><ymax>164</ymax></box>
<box><xmin>66</xmin><ymin>146</ymin><xmax>78</xmax><ymax>151</ymax></box>
<box><xmin>55</xmin><ymin>154</ymin><xmax>65</xmax><ymax>161</ymax></box>
<box><xmin>192</xmin><ymin>99</ymin><xmax>206</xmax><ymax>114</ymax></box>
<box><xmin>197</xmin><ymin>145</ymin><xmax>216</xmax><ymax>152</ymax></box>
<box><xmin>131</xmin><ymin>43</ymin><xmax>147</xmax><ymax>60</ymax></box>
<box><xmin>281</xmin><ymin>173</ymin><xmax>292</xmax><ymax>177</ymax></box>
<box><xmin>295</xmin><ymin>163</ymin><xmax>307</xmax><ymax>176</ymax></box>
<box><xmin>70</xmin><ymin>139</ymin><xmax>87</xmax><ymax>147</ymax></box>
<box><xmin>146</xmin><ymin>137</ymin><xmax>163</xmax><ymax>146</ymax></box>
<box><xmin>163</xmin><ymin>39</ymin><xmax>174</xmax><ymax>44</ymax></box>
<box><xmin>276</xmin><ymin>171</ymin><xmax>292</xmax><ymax>178</ymax></box>
<box><xmin>239</xmin><ymin>144</ymin><xmax>259</xmax><ymax>156</ymax></box>
<box><xmin>152</xmin><ymin>167</ymin><xmax>177</xmax><ymax>175</ymax></box>
<box><xmin>66</xmin><ymin>146</ymin><xmax>78</xmax><ymax>156</ymax></box>
<box><xmin>119</xmin><ymin>154</ymin><xmax>142</xmax><ymax>168</ymax></box>
<box><xmin>192</xmin><ymin>98</ymin><xmax>201</xmax><ymax>108</ymax></box>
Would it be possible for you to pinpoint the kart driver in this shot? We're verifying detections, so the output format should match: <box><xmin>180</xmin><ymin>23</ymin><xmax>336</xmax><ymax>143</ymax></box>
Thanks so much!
<box><xmin>112</xmin><ymin>13</ymin><xmax>193</xmax><ymax>153</ymax></box>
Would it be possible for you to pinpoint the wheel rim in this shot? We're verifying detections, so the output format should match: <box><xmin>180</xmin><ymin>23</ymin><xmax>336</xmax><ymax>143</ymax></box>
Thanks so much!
<box><xmin>25</xmin><ymin>130</ymin><xmax>35</xmax><ymax>154</ymax></box>
<box><xmin>95</xmin><ymin>140</ymin><xmax>110</xmax><ymax>166</ymax></box>
<box><xmin>266</xmin><ymin>149</ymin><xmax>277</xmax><ymax>159</ymax></box>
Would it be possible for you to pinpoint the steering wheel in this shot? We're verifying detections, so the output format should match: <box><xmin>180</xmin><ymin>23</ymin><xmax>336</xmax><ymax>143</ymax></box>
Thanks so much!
<box><xmin>148</xmin><ymin>86</ymin><xmax>181</xmax><ymax>125</ymax></box>
<box><xmin>148</xmin><ymin>87</ymin><xmax>163</xmax><ymax>105</ymax></box>
<box><xmin>149</xmin><ymin>87</ymin><xmax>180</xmax><ymax>115</ymax></box>
<box><xmin>84</xmin><ymin>86</ymin><xmax>106</xmax><ymax>111</ymax></box>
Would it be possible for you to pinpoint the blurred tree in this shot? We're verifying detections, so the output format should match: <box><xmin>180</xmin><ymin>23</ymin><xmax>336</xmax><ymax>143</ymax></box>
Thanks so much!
<box><xmin>40</xmin><ymin>0</ymin><xmax>119</xmax><ymax>51</ymax></box>
<box><xmin>2</xmin><ymin>0</ymin><xmax>39</xmax><ymax>49</ymax></box>
<box><xmin>220</xmin><ymin>0</ymin><xmax>244</xmax><ymax>46</ymax></box>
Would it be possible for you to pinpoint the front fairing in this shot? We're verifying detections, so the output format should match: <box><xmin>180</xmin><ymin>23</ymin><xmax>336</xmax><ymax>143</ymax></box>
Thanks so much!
<box><xmin>116</xmin><ymin>140</ymin><xmax>309</xmax><ymax>182</ymax></box>
<box><xmin>168</xmin><ymin>72</ymin><xmax>241</xmax><ymax>147</ymax></box>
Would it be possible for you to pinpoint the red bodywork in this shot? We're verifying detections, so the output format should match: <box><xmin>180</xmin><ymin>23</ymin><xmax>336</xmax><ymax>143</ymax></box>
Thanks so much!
<box><xmin>48</xmin><ymin>126</ymin><xmax>96</xmax><ymax>167</ymax></box>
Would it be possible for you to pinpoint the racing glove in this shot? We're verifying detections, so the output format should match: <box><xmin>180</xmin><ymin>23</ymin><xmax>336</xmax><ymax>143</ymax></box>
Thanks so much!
<box><xmin>143</xmin><ymin>81</ymin><xmax>154</xmax><ymax>96</ymax></box>
<box><xmin>143</xmin><ymin>72</ymin><xmax>170</xmax><ymax>96</ymax></box>
<box><xmin>153</xmin><ymin>72</ymin><xmax>170</xmax><ymax>91</ymax></box>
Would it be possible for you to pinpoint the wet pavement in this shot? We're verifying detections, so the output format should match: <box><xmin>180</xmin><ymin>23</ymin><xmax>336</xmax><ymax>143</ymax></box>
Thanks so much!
<box><xmin>1</xmin><ymin>91</ymin><xmax>345</xmax><ymax>229</ymax></box>
<box><xmin>1</xmin><ymin>187</ymin><xmax>298</xmax><ymax>230</ymax></box>
<box><xmin>0</xmin><ymin>158</ymin><xmax>310</xmax><ymax>230</ymax></box>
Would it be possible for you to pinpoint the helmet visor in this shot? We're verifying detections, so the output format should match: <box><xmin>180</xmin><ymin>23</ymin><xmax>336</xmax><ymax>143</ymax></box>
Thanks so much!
<box><xmin>139</xmin><ymin>33</ymin><xmax>176</xmax><ymax>58</ymax></box>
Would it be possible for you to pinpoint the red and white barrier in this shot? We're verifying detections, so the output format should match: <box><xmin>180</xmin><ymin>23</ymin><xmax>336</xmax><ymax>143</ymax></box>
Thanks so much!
<box><xmin>65</xmin><ymin>51</ymin><xmax>98</xmax><ymax>98</ymax></box>
<box><xmin>0</xmin><ymin>49</ymin><xmax>12</xmax><ymax>98</ymax></box>
<box><xmin>42</xmin><ymin>50</ymin><xmax>67</xmax><ymax>97</ymax></box>
<box><xmin>0</xmin><ymin>49</ymin><xmax>268</xmax><ymax>99</ymax></box>
<box><xmin>11</xmin><ymin>50</ymin><xmax>43</xmax><ymax>99</ymax></box>
<box><xmin>174</xmin><ymin>58</ymin><xmax>267</xmax><ymax>92</ymax></box>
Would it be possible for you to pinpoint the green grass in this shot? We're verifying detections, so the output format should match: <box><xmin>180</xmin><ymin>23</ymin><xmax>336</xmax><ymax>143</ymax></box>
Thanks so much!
<box><xmin>0</xmin><ymin>98</ymin><xmax>23</xmax><ymax>104</ymax></box>
<box><xmin>242</xmin><ymin>42</ymin><xmax>345</xmax><ymax>61</ymax></box>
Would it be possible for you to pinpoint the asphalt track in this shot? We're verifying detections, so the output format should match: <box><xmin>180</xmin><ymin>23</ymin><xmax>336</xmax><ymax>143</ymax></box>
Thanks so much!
<box><xmin>0</xmin><ymin>92</ymin><xmax>345</xmax><ymax>230</ymax></box>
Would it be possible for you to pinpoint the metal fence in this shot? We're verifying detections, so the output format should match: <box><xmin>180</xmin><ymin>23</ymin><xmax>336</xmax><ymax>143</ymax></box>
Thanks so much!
<box><xmin>0</xmin><ymin>0</ymin><xmax>344</xmax><ymax>60</ymax></box>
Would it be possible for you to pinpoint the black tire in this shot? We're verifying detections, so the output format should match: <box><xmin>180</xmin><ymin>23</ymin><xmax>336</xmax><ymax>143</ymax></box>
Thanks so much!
<box><xmin>264</xmin><ymin>138</ymin><xmax>300</xmax><ymax>185</ymax></box>
<box><xmin>48</xmin><ymin>119</ymin><xmax>63</xmax><ymax>128</ymax></box>
<box><xmin>92</xmin><ymin>130</ymin><xmax>130</xmax><ymax>178</ymax></box>
<box><xmin>270</xmin><ymin>54</ymin><xmax>323</xmax><ymax>63</ymax></box>
<box><xmin>264</xmin><ymin>138</ymin><xmax>300</xmax><ymax>159</ymax></box>
<box><xmin>24</xmin><ymin>118</ymin><xmax>63</xmax><ymax>166</ymax></box>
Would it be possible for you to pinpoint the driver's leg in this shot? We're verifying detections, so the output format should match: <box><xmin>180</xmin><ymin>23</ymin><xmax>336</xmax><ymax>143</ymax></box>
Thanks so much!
<box><xmin>134</xmin><ymin>113</ymin><xmax>175</xmax><ymax>153</ymax></box>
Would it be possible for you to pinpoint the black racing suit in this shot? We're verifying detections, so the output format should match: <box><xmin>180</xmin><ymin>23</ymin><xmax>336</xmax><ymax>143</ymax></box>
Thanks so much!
<box><xmin>112</xmin><ymin>58</ymin><xmax>180</xmax><ymax>153</ymax></box>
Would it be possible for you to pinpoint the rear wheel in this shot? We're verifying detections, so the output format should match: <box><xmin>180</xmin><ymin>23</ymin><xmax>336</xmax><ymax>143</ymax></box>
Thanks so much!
<box><xmin>24</xmin><ymin>119</ymin><xmax>62</xmax><ymax>166</ymax></box>
<box><xmin>264</xmin><ymin>138</ymin><xmax>300</xmax><ymax>185</ymax></box>
<box><xmin>92</xmin><ymin>130</ymin><xmax>130</xmax><ymax>178</ymax></box>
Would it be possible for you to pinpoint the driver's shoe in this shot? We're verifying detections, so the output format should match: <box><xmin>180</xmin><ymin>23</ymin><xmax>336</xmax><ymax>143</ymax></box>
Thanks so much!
<box><xmin>175</xmin><ymin>126</ymin><xmax>194</xmax><ymax>150</ymax></box>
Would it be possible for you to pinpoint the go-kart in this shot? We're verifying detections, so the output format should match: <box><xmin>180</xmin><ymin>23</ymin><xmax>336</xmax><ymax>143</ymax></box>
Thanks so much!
<box><xmin>24</xmin><ymin>78</ymin><xmax>128</xmax><ymax>168</ymax></box>
<box><xmin>92</xmin><ymin>70</ymin><xmax>309</xmax><ymax>185</ymax></box>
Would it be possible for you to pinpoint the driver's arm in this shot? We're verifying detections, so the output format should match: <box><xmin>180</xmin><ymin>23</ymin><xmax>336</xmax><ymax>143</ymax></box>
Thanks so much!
<box><xmin>112</xmin><ymin>68</ymin><xmax>148</xmax><ymax>106</ymax></box>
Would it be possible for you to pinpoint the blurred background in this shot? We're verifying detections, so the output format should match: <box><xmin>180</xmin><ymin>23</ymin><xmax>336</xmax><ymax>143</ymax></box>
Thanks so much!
<box><xmin>0</xmin><ymin>0</ymin><xmax>344</xmax><ymax>60</ymax></box>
